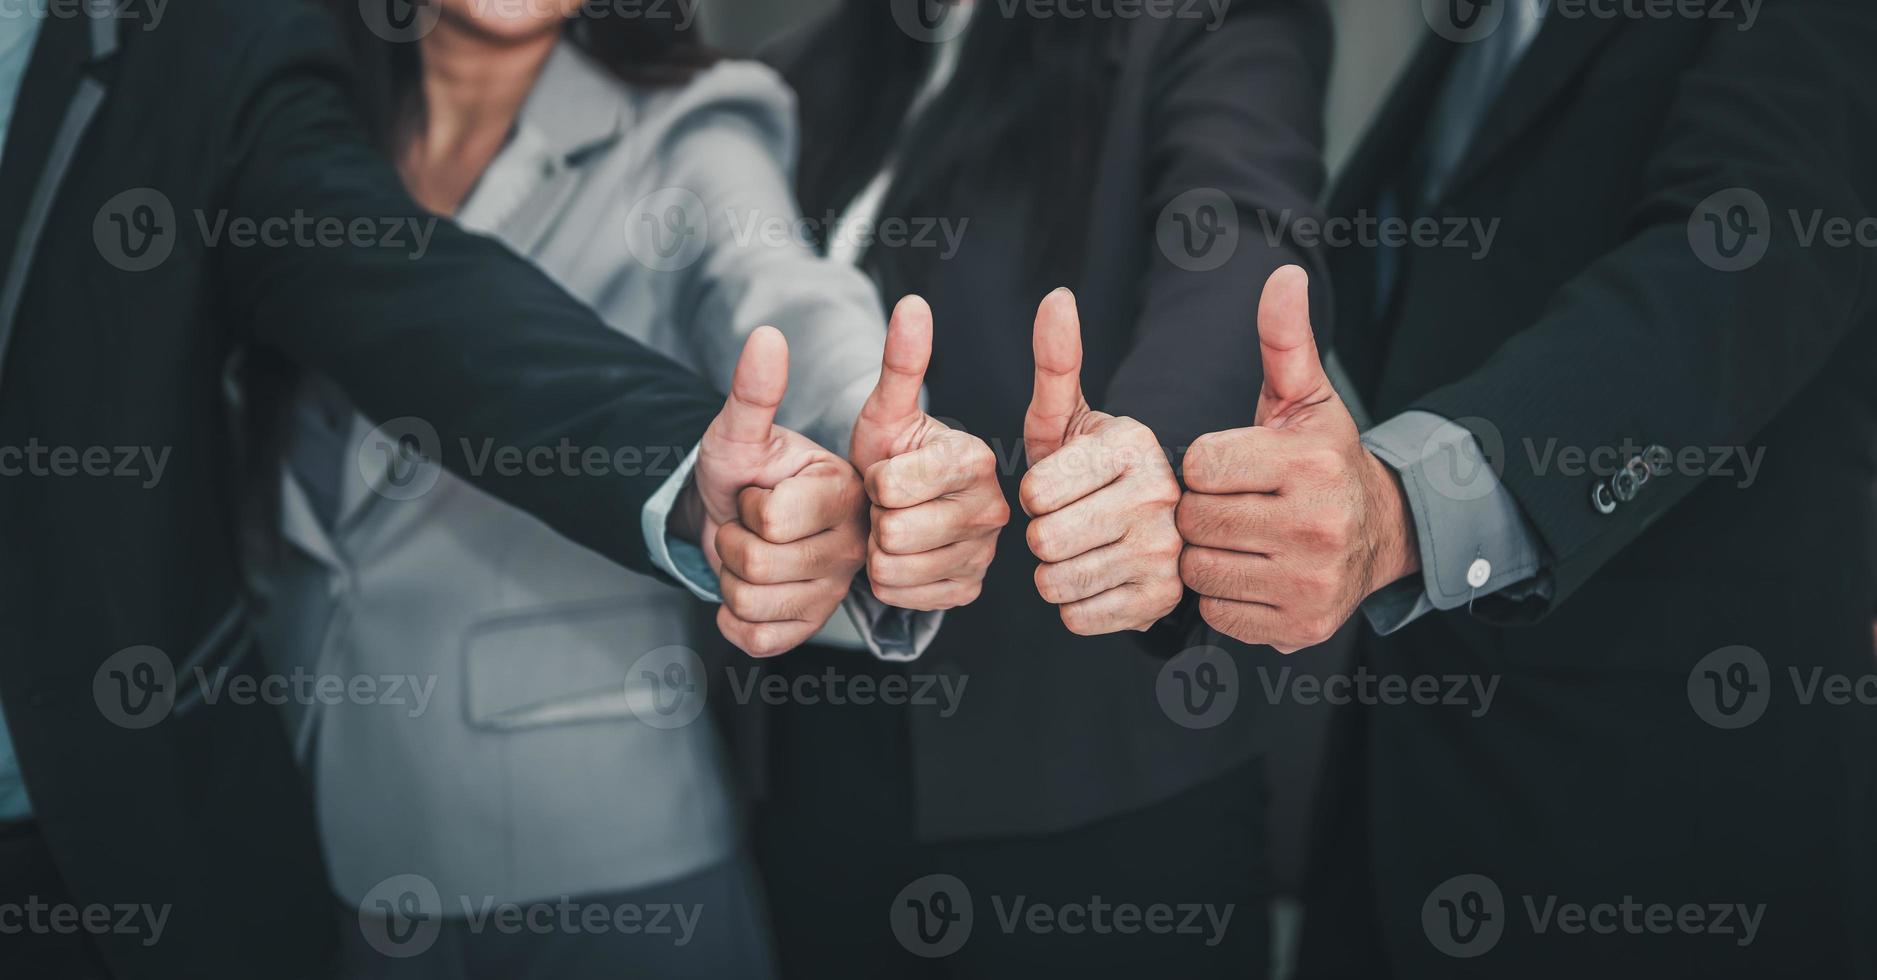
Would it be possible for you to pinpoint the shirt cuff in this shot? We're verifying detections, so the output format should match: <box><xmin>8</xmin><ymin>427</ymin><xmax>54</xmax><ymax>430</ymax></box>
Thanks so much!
<box><xmin>1359</xmin><ymin>411</ymin><xmax>1550</xmax><ymax>635</ymax></box>
<box><xmin>641</xmin><ymin>446</ymin><xmax>943</xmax><ymax>658</ymax></box>
<box><xmin>641</xmin><ymin>445</ymin><xmax>719</xmax><ymax>602</ymax></box>
<box><xmin>838</xmin><ymin>586</ymin><xmax>943</xmax><ymax>662</ymax></box>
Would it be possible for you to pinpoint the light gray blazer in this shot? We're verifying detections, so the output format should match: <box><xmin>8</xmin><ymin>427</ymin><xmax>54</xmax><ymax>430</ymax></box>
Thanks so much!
<box><xmin>248</xmin><ymin>46</ymin><xmax>888</xmax><ymax>908</ymax></box>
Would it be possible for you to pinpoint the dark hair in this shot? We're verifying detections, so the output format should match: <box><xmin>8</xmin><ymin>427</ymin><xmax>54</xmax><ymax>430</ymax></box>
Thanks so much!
<box><xmin>329</xmin><ymin>0</ymin><xmax>717</xmax><ymax>149</ymax></box>
<box><xmin>781</xmin><ymin>0</ymin><xmax>1113</xmax><ymax>290</ymax></box>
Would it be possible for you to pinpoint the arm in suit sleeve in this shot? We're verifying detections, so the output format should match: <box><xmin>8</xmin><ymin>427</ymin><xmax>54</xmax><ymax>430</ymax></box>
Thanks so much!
<box><xmin>1099</xmin><ymin>0</ymin><xmax>1332</xmax><ymax>650</ymax></box>
<box><xmin>1409</xmin><ymin>0</ymin><xmax>1877</xmax><ymax>616</ymax></box>
<box><xmin>214</xmin><ymin>7</ymin><xmax>724</xmax><ymax>579</ymax></box>
<box><xmin>657</xmin><ymin>69</ymin><xmax>941</xmax><ymax>659</ymax></box>
<box><xmin>1100</xmin><ymin>0</ymin><xmax>1334</xmax><ymax>454</ymax></box>
<box><xmin>659</xmin><ymin>66</ymin><xmax>886</xmax><ymax>459</ymax></box>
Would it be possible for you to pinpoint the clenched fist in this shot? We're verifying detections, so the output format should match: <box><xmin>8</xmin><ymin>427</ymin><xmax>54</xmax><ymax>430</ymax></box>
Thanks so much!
<box><xmin>1177</xmin><ymin>266</ymin><xmax>1419</xmax><ymax>653</ymax></box>
<box><xmin>848</xmin><ymin>296</ymin><xmax>1008</xmax><ymax>610</ymax></box>
<box><xmin>687</xmin><ymin>326</ymin><xmax>868</xmax><ymax>657</ymax></box>
<box><xmin>1019</xmin><ymin>289</ymin><xmax>1184</xmax><ymax>635</ymax></box>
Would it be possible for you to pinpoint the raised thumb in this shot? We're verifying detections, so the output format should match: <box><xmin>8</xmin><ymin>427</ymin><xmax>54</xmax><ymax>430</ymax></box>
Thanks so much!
<box><xmin>1024</xmin><ymin>287</ymin><xmax>1087</xmax><ymax>463</ymax></box>
<box><xmin>1255</xmin><ymin>265</ymin><xmax>1328</xmax><ymax>419</ymax></box>
<box><xmin>851</xmin><ymin>295</ymin><xmax>933</xmax><ymax>470</ymax></box>
<box><xmin>708</xmin><ymin>325</ymin><xmax>788</xmax><ymax>450</ymax></box>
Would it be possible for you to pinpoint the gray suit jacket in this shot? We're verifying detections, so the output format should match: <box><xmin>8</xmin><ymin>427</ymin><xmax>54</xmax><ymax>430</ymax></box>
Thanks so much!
<box><xmin>250</xmin><ymin>46</ymin><xmax>889</xmax><ymax>907</ymax></box>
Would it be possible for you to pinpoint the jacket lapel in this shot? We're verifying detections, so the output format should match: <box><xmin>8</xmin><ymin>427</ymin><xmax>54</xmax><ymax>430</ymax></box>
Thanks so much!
<box><xmin>0</xmin><ymin>1</ymin><xmax>115</xmax><ymax>388</ymax></box>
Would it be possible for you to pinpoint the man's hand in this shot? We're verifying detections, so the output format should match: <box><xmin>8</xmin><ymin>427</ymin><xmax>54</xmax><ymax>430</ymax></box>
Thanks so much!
<box><xmin>689</xmin><ymin>326</ymin><xmax>867</xmax><ymax>657</ymax></box>
<box><xmin>1177</xmin><ymin>265</ymin><xmax>1419</xmax><ymax>653</ymax></box>
<box><xmin>1019</xmin><ymin>289</ymin><xmax>1184</xmax><ymax>635</ymax></box>
<box><xmin>849</xmin><ymin>296</ymin><xmax>1008</xmax><ymax>610</ymax></box>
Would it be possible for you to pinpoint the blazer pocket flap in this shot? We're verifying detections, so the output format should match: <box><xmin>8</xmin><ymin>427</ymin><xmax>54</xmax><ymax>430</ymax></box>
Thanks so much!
<box><xmin>462</xmin><ymin>601</ymin><xmax>685</xmax><ymax>731</ymax></box>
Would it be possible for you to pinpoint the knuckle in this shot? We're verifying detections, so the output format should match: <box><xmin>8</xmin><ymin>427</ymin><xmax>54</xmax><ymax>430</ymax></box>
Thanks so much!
<box><xmin>1300</xmin><ymin>615</ymin><xmax>1341</xmax><ymax>648</ymax></box>
<box><xmin>1146</xmin><ymin>524</ymin><xmax>1184</xmax><ymax>560</ymax></box>
<box><xmin>1061</xmin><ymin>605</ymin><xmax>1099</xmax><ymax>636</ymax></box>
<box><xmin>1302</xmin><ymin>447</ymin><xmax>1344</xmax><ymax>479</ymax></box>
<box><xmin>747</xmin><ymin>625</ymin><xmax>789</xmax><ymax>658</ymax></box>
<box><xmin>981</xmin><ymin>495</ymin><xmax>1013</xmax><ymax>531</ymax></box>
<box><xmin>739</xmin><ymin>546</ymin><xmax>772</xmax><ymax>583</ymax></box>
<box><xmin>1033</xmin><ymin>564</ymin><xmax>1061</xmax><ymax>604</ymax></box>
<box><xmin>876</xmin><ymin>513</ymin><xmax>910</xmax><ymax>554</ymax></box>
<box><xmin>1144</xmin><ymin>475</ymin><xmax>1182</xmax><ymax>510</ymax></box>
<box><xmin>1017</xmin><ymin>473</ymin><xmax>1050</xmax><ymax>517</ymax></box>
<box><xmin>1025</xmin><ymin>520</ymin><xmax>1057</xmax><ymax>561</ymax></box>
<box><xmin>965</xmin><ymin>439</ymin><xmax>997</xmax><ymax>477</ymax></box>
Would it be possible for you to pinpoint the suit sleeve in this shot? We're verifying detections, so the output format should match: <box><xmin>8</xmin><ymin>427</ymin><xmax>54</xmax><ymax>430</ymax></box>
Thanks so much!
<box><xmin>1101</xmin><ymin>0</ymin><xmax>1334</xmax><ymax>453</ymax></box>
<box><xmin>212</xmin><ymin>7</ymin><xmax>724</xmax><ymax>578</ymax></box>
<box><xmin>658</xmin><ymin>67</ymin><xmax>887</xmax><ymax>459</ymax></box>
<box><xmin>1410</xmin><ymin>0</ymin><xmax>1877</xmax><ymax>613</ymax></box>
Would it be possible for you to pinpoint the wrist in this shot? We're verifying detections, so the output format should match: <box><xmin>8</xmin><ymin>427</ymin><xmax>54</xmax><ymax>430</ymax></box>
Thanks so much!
<box><xmin>671</xmin><ymin>474</ymin><xmax>707</xmax><ymax>545</ymax></box>
<box><xmin>1363</xmin><ymin>449</ymin><xmax>1421</xmax><ymax>592</ymax></box>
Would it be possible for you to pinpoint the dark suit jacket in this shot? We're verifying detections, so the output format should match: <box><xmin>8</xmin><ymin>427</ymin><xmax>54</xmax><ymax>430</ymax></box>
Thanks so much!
<box><xmin>763</xmin><ymin>0</ymin><xmax>1333</xmax><ymax>839</ymax></box>
<box><xmin>1301</xmin><ymin>2</ymin><xmax>1877</xmax><ymax>977</ymax></box>
<box><xmin>0</xmin><ymin>2</ymin><xmax>723</xmax><ymax>976</ymax></box>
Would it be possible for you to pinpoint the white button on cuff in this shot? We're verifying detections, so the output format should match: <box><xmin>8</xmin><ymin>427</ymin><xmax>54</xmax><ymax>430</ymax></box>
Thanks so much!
<box><xmin>1466</xmin><ymin>558</ymin><xmax>1492</xmax><ymax>589</ymax></box>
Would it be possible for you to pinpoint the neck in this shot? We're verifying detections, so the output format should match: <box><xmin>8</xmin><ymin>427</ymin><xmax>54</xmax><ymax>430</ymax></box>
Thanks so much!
<box><xmin>400</xmin><ymin>22</ymin><xmax>560</xmax><ymax>213</ymax></box>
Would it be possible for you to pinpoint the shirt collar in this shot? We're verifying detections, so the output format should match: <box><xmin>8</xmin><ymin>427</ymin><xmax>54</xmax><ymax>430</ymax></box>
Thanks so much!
<box><xmin>513</xmin><ymin>39</ymin><xmax>629</xmax><ymax>164</ymax></box>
